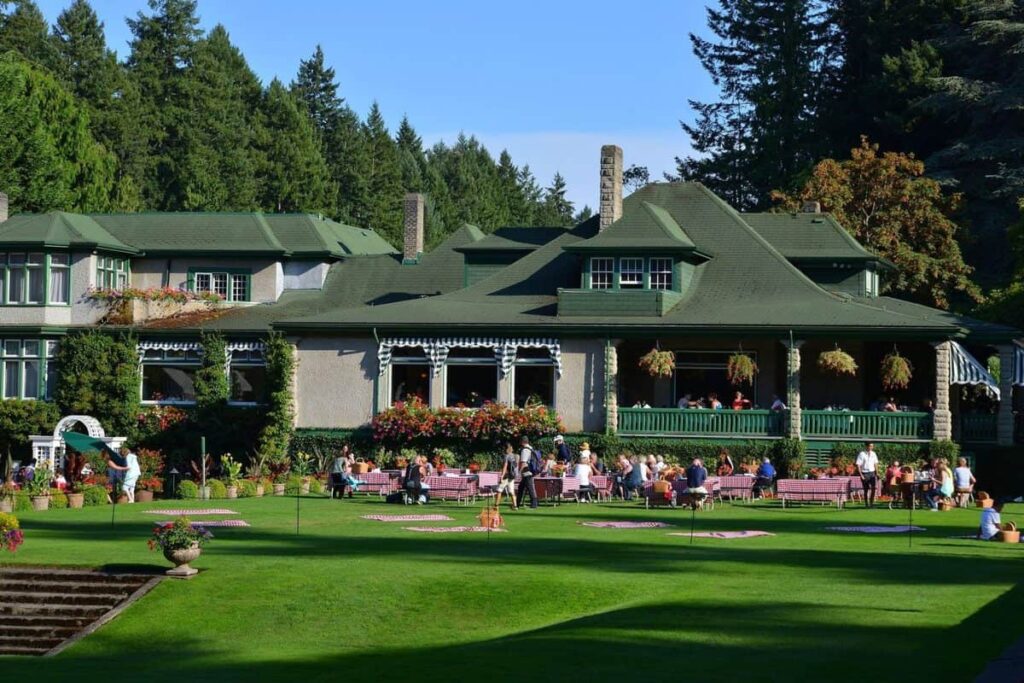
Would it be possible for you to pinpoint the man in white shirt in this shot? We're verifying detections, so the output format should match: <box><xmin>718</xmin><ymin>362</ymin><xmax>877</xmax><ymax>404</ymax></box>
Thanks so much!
<box><xmin>978</xmin><ymin>500</ymin><xmax>1005</xmax><ymax>541</ymax></box>
<box><xmin>855</xmin><ymin>441</ymin><xmax>879</xmax><ymax>508</ymax></box>
<box><xmin>769</xmin><ymin>395</ymin><xmax>787</xmax><ymax>411</ymax></box>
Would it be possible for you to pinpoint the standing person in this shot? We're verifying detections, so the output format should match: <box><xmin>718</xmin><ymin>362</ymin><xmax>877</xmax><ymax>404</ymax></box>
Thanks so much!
<box><xmin>855</xmin><ymin>442</ymin><xmax>879</xmax><ymax>508</ymax></box>
<box><xmin>685</xmin><ymin>457</ymin><xmax>709</xmax><ymax>509</ymax></box>
<box><xmin>329</xmin><ymin>450</ymin><xmax>347</xmax><ymax>499</ymax></box>
<box><xmin>516</xmin><ymin>435</ymin><xmax>538</xmax><ymax>509</ymax></box>
<box><xmin>574</xmin><ymin>453</ymin><xmax>597</xmax><ymax>503</ymax></box>
<box><xmin>120</xmin><ymin>447</ymin><xmax>141</xmax><ymax>503</ymax></box>
<box><xmin>554</xmin><ymin>435</ymin><xmax>572</xmax><ymax>465</ymax></box>
<box><xmin>495</xmin><ymin>443</ymin><xmax>519</xmax><ymax>511</ymax></box>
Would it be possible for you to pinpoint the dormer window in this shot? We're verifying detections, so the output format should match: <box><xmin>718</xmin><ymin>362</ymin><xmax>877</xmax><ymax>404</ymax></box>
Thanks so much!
<box><xmin>650</xmin><ymin>257</ymin><xmax>673</xmax><ymax>290</ymax></box>
<box><xmin>585</xmin><ymin>256</ymin><xmax>676</xmax><ymax>291</ymax></box>
<box><xmin>619</xmin><ymin>258</ymin><xmax>644</xmax><ymax>289</ymax></box>
<box><xmin>591</xmin><ymin>257</ymin><xmax>613</xmax><ymax>289</ymax></box>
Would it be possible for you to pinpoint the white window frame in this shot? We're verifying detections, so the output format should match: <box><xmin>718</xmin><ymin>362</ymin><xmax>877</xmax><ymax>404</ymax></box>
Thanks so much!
<box><xmin>650</xmin><ymin>257</ymin><xmax>673</xmax><ymax>290</ymax></box>
<box><xmin>227</xmin><ymin>349</ymin><xmax>266</xmax><ymax>406</ymax></box>
<box><xmin>443</xmin><ymin>350</ymin><xmax>499</xmax><ymax>408</ymax></box>
<box><xmin>511</xmin><ymin>358</ymin><xmax>557</xmax><ymax>408</ymax></box>
<box><xmin>619</xmin><ymin>257</ymin><xmax>644</xmax><ymax>289</ymax></box>
<box><xmin>140</xmin><ymin>348</ymin><xmax>201</xmax><ymax>405</ymax></box>
<box><xmin>591</xmin><ymin>257</ymin><xmax>613</xmax><ymax>289</ymax></box>
<box><xmin>0</xmin><ymin>338</ymin><xmax>55</xmax><ymax>400</ymax></box>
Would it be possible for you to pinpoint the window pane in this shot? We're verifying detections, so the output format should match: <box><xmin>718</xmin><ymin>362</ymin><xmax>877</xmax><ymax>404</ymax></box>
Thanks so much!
<box><xmin>591</xmin><ymin>257</ymin><xmax>613</xmax><ymax>289</ymax></box>
<box><xmin>650</xmin><ymin>258</ymin><xmax>673</xmax><ymax>290</ymax></box>
<box><xmin>142</xmin><ymin>364</ymin><xmax>197</xmax><ymax>402</ymax></box>
<box><xmin>50</xmin><ymin>253</ymin><xmax>69</xmax><ymax>267</ymax></box>
<box><xmin>22</xmin><ymin>341</ymin><xmax>39</xmax><ymax>357</ymax></box>
<box><xmin>3</xmin><ymin>340</ymin><xmax>20</xmax><ymax>356</ymax></box>
<box><xmin>445</xmin><ymin>364</ymin><xmax>497</xmax><ymax>407</ymax></box>
<box><xmin>391</xmin><ymin>363</ymin><xmax>430</xmax><ymax>404</ymax></box>
<box><xmin>9</xmin><ymin>268</ymin><xmax>24</xmax><ymax>303</ymax></box>
<box><xmin>116</xmin><ymin>272</ymin><xmax>127</xmax><ymax>290</ymax></box>
<box><xmin>45</xmin><ymin>361</ymin><xmax>57</xmax><ymax>399</ymax></box>
<box><xmin>194</xmin><ymin>273</ymin><xmax>211</xmax><ymax>293</ymax></box>
<box><xmin>3</xmin><ymin>361</ymin><xmax>19</xmax><ymax>398</ymax></box>
<box><xmin>8</xmin><ymin>253</ymin><xmax>25</xmax><ymax>265</ymax></box>
<box><xmin>514</xmin><ymin>365</ymin><xmax>554</xmax><ymax>407</ymax></box>
<box><xmin>45</xmin><ymin>340</ymin><xmax>58</xmax><ymax>357</ymax></box>
<box><xmin>49</xmin><ymin>265</ymin><xmax>69</xmax><ymax>303</ymax></box>
<box><xmin>620</xmin><ymin>258</ymin><xmax>643</xmax><ymax>289</ymax></box>
<box><xmin>27</xmin><ymin>253</ymin><xmax>43</xmax><ymax>265</ymax></box>
<box><xmin>230</xmin><ymin>274</ymin><xmax>248</xmax><ymax>301</ymax></box>
<box><xmin>22</xmin><ymin>360</ymin><xmax>39</xmax><ymax>399</ymax></box>
<box><xmin>212</xmin><ymin>273</ymin><xmax>228</xmax><ymax>297</ymax></box>
<box><xmin>230</xmin><ymin>366</ymin><xmax>267</xmax><ymax>403</ymax></box>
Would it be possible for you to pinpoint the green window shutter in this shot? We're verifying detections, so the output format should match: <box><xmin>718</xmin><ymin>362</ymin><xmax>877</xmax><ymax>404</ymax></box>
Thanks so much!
<box><xmin>186</xmin><ymin>270</ymin><xmax>195</xmax><ymax>291</ymax></box>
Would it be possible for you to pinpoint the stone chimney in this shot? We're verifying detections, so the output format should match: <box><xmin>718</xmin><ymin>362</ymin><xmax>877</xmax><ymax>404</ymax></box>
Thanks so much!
<box><xmin>599</xmin><ymin>145</ymin><xmax>623</xmax><ymax>232</ymax></box>
<box><xmin>801</xmin><ymin>200</ymin><xmax>821</xmax><ymax>214</ymax></box>
<box><xmin>402</xmin><ymin>193</ymin><xmax>425</xmax><ymax>263</ymax></box>
<box><xmin>0</xmin><ymin>192</ymin><xmax>8</xmax><ymax>223</ymax></box>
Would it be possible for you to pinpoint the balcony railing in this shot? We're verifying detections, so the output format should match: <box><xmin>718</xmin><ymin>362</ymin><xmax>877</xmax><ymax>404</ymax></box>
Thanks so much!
<box><xmin>958</xmin><ymin>414</ymin><xmax>998</xmax><ymax>444</ymax></box>
<box><xmin>617</xmin><ymin>408</ymin><xmax>785</xmax><ymax>438</ymax></box>
<box><xmin>801</xmin><ymin>410</ymin><xmax>932</xmax><ymax>441</ymax></box>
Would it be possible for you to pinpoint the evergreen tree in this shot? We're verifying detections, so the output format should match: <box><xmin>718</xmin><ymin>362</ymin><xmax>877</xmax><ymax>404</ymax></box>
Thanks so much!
<box><xmin>257</xmin><ymin>78</ymin><xmax>331</xmax><ymax>213</ymax></box>
<box><xmin>395</xmin><ymin>115</ymin><xmax>426</xmax><ymax>192</ymax></box>
<box><xmin>677</xmin><ymin>0</ymin><xmax>830</xmax><ymax>208</ymax></box>
<box><xmin>0</xmin><ymin>53</ymin><xmax>122</xmax><ymax>212</ymax></box>
<box><xmin>0</xmin><ymin>0</ymin><xmax>56</xmax><ymax>70</ymax></box>
<box><xmin>496</xmin><ymin>149</ymin><xmax>529</xmax><ymax>226</ymax></box>
<box><xmin>360</xmin><ymin>102</ymin><xmax>403</xmax><ymax>244</ymax></box>
<box><xmin>536</xmin><ymin>172</ymin><xmax>575</xmax><ymax>226</ymax></box>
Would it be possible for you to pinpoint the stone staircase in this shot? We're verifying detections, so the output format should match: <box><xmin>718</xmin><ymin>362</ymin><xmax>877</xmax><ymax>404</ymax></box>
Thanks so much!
<box><xmin>0</xmin><ymin>566</ymin><xmax>160</xmax><ymax>656</ymax></box>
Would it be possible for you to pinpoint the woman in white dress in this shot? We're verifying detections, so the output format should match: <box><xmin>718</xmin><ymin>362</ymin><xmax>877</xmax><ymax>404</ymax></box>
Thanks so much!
<box><xmin>120</xmin><ymin>447</ymin><xmax>141</xmax><ymax>503</ymax></box>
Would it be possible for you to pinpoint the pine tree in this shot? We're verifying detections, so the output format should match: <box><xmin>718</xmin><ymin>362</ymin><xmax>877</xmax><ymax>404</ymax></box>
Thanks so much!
<box><xmin>257</xmin><ymin>78</ymin><xmax>331</xmax><ymax>213</ymax></box>
<box><xmin>0</xmin><ymin>0</ymin><xmax>56</xmax><ymax>71</ymax></box>
<box><xmin>536</xmin><ymin>172</ymin><xmax>575</xmax><ymax>226</ymax></box>
<box><xmin>395</xmin><ymin>115</ymin><xmax>426</xmax><ymax>192</ymax></box>
<box><xmin>360</xmin><ymin>102</ymin><xmax>403</xmax><ymax>244</ymax></box>
<box><xmin>0</xmin><ymin>53</ymin><xmax>122</xmax><ymax>212</ymax></box>
<box><xmin>677</xmin><ymin>0</ymin><xmax>830</xmax><ymax>208</ymax></box>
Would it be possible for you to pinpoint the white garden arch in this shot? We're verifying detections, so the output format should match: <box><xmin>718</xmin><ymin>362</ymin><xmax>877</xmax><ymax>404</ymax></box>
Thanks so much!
<box><xmin>29</xmin><ymin>415</ymin><xmax>127</xmax><ymax>474</ymax></box>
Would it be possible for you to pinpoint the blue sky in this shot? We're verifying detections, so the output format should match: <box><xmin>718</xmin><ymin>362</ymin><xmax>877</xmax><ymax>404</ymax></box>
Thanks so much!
<box><xmin>37</xmin><ymin>0</ymin><xmax>717</xmax><ymax>209</ymax></box>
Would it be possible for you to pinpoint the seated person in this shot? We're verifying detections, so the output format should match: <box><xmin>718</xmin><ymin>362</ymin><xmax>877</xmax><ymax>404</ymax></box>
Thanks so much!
<box><xmin>403</xmin><ymin>456</ymin><xmax>425</xmax><ymax>505</ymax></box>
<box><xmin>677</xmin><ymin>394</ymin><xmax>693</xmax><ymax>409</ymax></box>
<box><xmin>925</xmin><ymin>460</ymin><xmax>954</xmax><ymax>510</ymax></box>
<box><xmin>716</xmin><ymin>449</ymin><xmax>734</xmax><ymax>476</ymax></box>
<box><xmin>708</xmin><ymin>393</ymin><xmax>723</xmax><ymax>410</ymax></box>
<box><xmin>882</xmin><ymin>397</ymin><xmax>899</xmax><ymax>412</ymax></box>
<box><xmin>754</xmin><ymin>457</ymin><xmax>776</xmax><ymax>497</ymax></box>
<box><xmin>731</xmin><ymin>391</ymin><xmax>750</xmax><ymax>411</ymax></box>
<box><xmin>884</xmin><ymin>460</ymin><xmax>902</xmax><ymax>496</ymax></box>
<box><xmin>681</xmin><ymin>457</ymin><xmax>709</xmax><ymax>509</ymax></box>
<box><xmin>978</xmin><ymin>499</ymin><xmax>1008</xmax><ymax>541</ymax></box>
<box><xmin>769</xmin><ymin>394</ymin><xmax>787</xmax><ymax>412</ymax></box>
<box><xmin>953</xmin><ymin>458</ymin><xmax>976</xmax><ymax>497</ymax></box>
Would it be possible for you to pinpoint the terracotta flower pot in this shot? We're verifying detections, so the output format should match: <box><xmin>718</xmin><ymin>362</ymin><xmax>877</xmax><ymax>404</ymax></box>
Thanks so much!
<box><xmin>255</xmin><ymin>484</ymin><xmax>265</xmax><ymax>497</ymax></box>
<box><xmin>135</xmin><ymin>490</ymin><xmax>154</xmax><ymax>503</ymax></box>
<box><xmin>163</xmin><ymin>542</ymin><xmax>201</xmax><ymax>578</ymax></box>
<box><xmin>117</xmin><ymin>493</ymin><xmax>129</xmax><ymax>504</ymax></box>
<box><xmin>225</xmin><ymin>486</ymin><xmax>238</xmax><ymax>499</ymax></box>
<box><xmin>66</xmin><ymin>492</ymin><xmax>85</xmax><ymax>509</ymax></box>
<box><xmin>31</xmin><ymin>495</ymin><xmax>50</xmax><ymax>511</ymax></box>
<box><xmin>273</xmin><ymin>483</ymin><xmax>286</xmax><ymax>496</ymax></box>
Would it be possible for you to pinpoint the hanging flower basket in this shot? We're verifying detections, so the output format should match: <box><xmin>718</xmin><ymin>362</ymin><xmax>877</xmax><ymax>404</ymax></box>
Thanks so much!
<box><xmin>638</xmin><ymin>348</ymin><xmax>676</xmax><ymax>378</ymax></box>
<box><xmin>881</xmin><ymin>351</ymin><xmax>913</xmax><ymax>391</ymax></box>
<box><xmin>726</xmin><ymin>353</ymin><xmax>758</xmax><ymax>385</ymax></box>
<box><xmin>818</xmin><ymin>348</ymin><xmax>858</xmax><ymax>376</ymax></box>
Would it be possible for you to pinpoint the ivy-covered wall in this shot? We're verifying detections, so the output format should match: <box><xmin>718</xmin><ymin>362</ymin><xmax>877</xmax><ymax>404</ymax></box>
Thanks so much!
<box><xmin>54</xmin><ymin>330</ymin><xmax>140</xmax><ymax>437</ymax></box>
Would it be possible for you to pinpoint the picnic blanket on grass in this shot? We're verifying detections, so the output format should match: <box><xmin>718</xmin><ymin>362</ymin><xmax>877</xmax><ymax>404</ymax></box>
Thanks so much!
<box><xmin>826</xmin><ymin>525</ymin><xmax>926</xmax><ymax>533</ymax></box>
<box><xmin>403</xmin><ymin>526</ymin><xmax>506</xmax><ymax>533</ymax></box>
<box><xmin>668</xmin><ymin>530</ymin><xmax>774</xmax><ymax>539</ymax></box>
<box><xmin>143</xmin><ymin>509</ymin><xmax>238</xmax><ymax>515</ymax></box>
<box><xmin>362</xmin><ymin>514</ymin><xmax>454</xmax><ymax>522</ymax></box>
<box><xmin>186</xmin><ymin>520</ymin><xmax>249</xmax><ymax>528</ymax></box>
<box><xmin>580</xmin><ymin>521</ymin><xmax>673</xmax><ymax>529</ymax></box>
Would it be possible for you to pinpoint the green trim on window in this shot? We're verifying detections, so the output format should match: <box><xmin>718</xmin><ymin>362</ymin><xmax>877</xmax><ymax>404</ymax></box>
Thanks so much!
<box><xmin>186</xmin><ymin>267</ymin><xmax>253</xmax><ymax>302</ymax></box>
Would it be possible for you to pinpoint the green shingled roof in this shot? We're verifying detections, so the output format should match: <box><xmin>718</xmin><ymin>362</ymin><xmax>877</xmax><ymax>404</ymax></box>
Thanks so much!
<box><xmin>90</xmin><ymin>213</ymin><xmax>287</xmax><ymax>255</ymax></box>
<box><xmin>743</xmin><ymin>212</ymin><xmax>875</xmax><ymax>261</ymax></box>
<box><xmin>262</xmin><ymin>214</ymin><xmax>396</xmax><ymax>257</ymax></box>
<box><xmin>565</xmin><ymin>201</ymin><xmax>698</xmax><ymax>253</ymax></box>
<box><xmin>274</xmin><ymin>183</ymin><xmax>966</xmax><ymax>336</ymax></box>
<box><xmin>0</xmin><ymin>212</ymin><xmax>137</xmax><ymax>254</ymax></box>
<box><xmin>456</xmin><ymin>227</ymin><xmax>570</xmax><ymax>252</ymax></box>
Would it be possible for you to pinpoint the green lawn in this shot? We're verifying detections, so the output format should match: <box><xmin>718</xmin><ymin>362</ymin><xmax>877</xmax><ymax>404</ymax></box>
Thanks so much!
<box><xmin>2</xmin><ymin>494</ymin><xmax>1022</xmax><ymax>682</ymax></box>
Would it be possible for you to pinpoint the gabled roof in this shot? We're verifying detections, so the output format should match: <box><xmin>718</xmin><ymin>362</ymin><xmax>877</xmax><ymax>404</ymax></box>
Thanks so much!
<box><xmin>743</xmin><ymin>212</ymin><xmax>876</xmax><ymax>261</ymax></box>
<box><xmin>262</xmin><ymin>214</ymin><xmax>396</xmax><ymax>257</ymax></box>
<box><xmin>456</xmin><ymin>227</ymin><xmax>570</xmax><ymax>253</ymax></box>
<box><xmin>90</xmin><ymin>212</ymin><xmax>287</xmax><ymax>255</ymax></box>
<box><xmin>565</xmin><ymin>200</ymin><xmax>699</xmax><ymax>253</ymax></box>
<box><xmin>0</xmin><ymin>212</ymin><xmax>138</xmax><ymax>254</ymax></box>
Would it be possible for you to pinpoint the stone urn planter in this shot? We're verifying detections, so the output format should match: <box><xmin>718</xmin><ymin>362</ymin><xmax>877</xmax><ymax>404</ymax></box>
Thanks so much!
<box><xmin>225</xmin><ymin>485</ymin><xmax>238</xmax><ymax>499</ymax></box>
<box><xmin>163</xmin><ymin>542</ymin><xmax>201</xmax><ymax>578</ymax></box>
<box><xmin>300</xmin><ymin>480</ymin><xmax>310</xmax><ymax>495</ymax></box>
<box><xmin>66</xmin><ymin>492</ymin><xmax>85</xmax><ymax>509</ymax></box>
<box><xmin>255</xmin><ymin>483</ymin><xmax>265</xmax><ymax>497</ymax></box>
<box><xmin>0</xmin><ymin>497</ymin><xmax>12</xmax><ymax>513</ymax></box>
<box><xmin>273</xmin><ymin>483</ymin><xmax>286</xmax><ymax>496</ymax></box>
<box><xmin>31</xmin><ymin>495</ymin><xmax>50</xmax><ymax>511</ymax></box>
<box><xmin>199</xmin><ymin>486</ymin><xmax>211</xmax><ymax>500</ymax></box>
<box><xmin>135</xmin><ymin>490</ymin><xmax>154</xmax><ymax>503</ymax></box>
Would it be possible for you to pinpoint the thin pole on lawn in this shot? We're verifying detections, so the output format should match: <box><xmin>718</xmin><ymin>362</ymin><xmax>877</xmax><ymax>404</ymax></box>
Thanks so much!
<box><xmin>908</xmin><ymin>486</ymin><xmax>914</xmax><ymax>548</ymax></box>
<box><xmin>690</xmin><ymin>503</ymin><xmax>696</xmax><ymax>544</ymax></box>
<box><xmin>296</xmin><ymin>488</ymin><xmax>300</xmax><ymax>535</ymax></box>
<box><xmin>200</xmin><ymin>436</ymin><xmax>207</xmax><ymax>501</ymax></box>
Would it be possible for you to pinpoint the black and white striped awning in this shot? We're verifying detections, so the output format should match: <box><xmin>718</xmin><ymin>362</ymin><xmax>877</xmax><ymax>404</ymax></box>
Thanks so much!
<box><xmin>137</xmin><ymin>340</ymin><xmax>265</xmax><ymax>359</ymax></box>
<box><xmin>949</xmin><ymin>341</ymin><xmax>999</xmax><ymax>398</ymax></box>
<box><xmin>378</xmin><ymin>337</ymin><xmax>561</xmax><ymax>378</ymax></box>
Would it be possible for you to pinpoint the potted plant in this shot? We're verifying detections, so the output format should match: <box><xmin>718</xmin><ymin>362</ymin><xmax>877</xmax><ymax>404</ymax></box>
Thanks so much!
<box><xmin>292</xmin><ymin>452</ymin><xmax>313</xmax><ymax>494</ymax></box>
<box><xmin>272</xmin><ymin>474</ymin><xmax>287</xmax><ymax>496</ymax></box>
<box><xmin>24</xmin><ymin>475</ymin><xmax>50</xmax><ymax>511</ymax></box>
<box><xmin>818</xmin><ymin>347</ymin><xmax>858</xmax><ymax>376</ymax></box>
<box><xmin>221</xmin><ymin>454</ymin><xmax>243</xmax><ymax>499</ymax></box>
<box><xmin>726</xmin><ymin>352</ymin><xmax>758</xmax><ymax>385</ymax></box>
<box><xmin>0</xmin><ymin>482</ymin><xmax>15</xmax><ymax>514</ymax></box>
<box><xmin>147</xmin><ymin>516</ymin><xmax>213</xmax><ymax>578</ymax></box>
<box><xmin>61</xmin><ymin>449</ymin><xmax>90</xmax><ymax>509</ymax></box>
<box><xmin>1</xmin><ymin>512</ymin><xmax>23</xmax><ymax>553</ymax></box>
<box><xmin>433</xmin><ymin>448</ymin><xmax>457</xmax><ymax>473</ymax></box>
<box><xmin>638</xmin><ymin>347</ymin><xmax>676</xmax><ymax>378</ymax></box>
<box><xmin>136</xmin><ymin>477</ymin><xmax>163</xmax><ymax>503</ymax></box>
<box><xmin>136</xmin><ymin>449</ymin><xmax>165</xmax><ymax>503</ymax></box>
<box><xmin>881</xmin><ymin>350</ymin><xmax>913</xmax><ymax>391</ymax></box>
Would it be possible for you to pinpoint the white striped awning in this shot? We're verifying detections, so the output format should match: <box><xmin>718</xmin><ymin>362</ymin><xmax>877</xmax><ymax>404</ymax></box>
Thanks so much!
<box><xmin>137</xmin><ymin>339</ymin><xmax>265</xmax><ymax>359</ymax></box>
<box><xmin>949</xmin><ymin>341</ymin><xmax>999</xmax><ymax>398</ymax></box>
<box><xmin>1015</xmin><ymin>342</ymin><xmax>1024</xmax><ymax>386</ymax></box>
<box><xmin>378</xmin><ymin>337</ymin><xmax>561</xmax><ymax>378</ymax></box>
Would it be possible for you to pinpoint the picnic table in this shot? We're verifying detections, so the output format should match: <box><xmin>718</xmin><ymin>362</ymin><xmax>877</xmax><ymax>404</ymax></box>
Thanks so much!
<box><xmin>777</xmin><ymin>478</ymin><xmax>850</xmax><ymax>508</ymax></box>
<box><xmin>422</xmin><ymin>475</ymin><xmax>478</xmax><ymax>504</ymax></box>
<box><xmin>718</xmin><ymin>475</ymin><xmax>756</xmax><ymax>502</ymax></box>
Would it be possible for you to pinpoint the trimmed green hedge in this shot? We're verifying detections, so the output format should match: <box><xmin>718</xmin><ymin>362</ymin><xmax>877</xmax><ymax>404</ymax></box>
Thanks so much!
<box><xmin>207</xmin><ymin>479</ymin><xmax>227</xmax><ymax>499</ymax></box>
<box><xmin>239</xmin><ymin>479</ymin><xmax>258</xmax><ymax>498</ymax></box>
<box><xmin>178</xmin><ymin>480</ymin><xmax>199</xmax><ymax>499</ymax></box>
<box><xmin>83</xmin><ymin>485</ymin><xmax>108</xmax><ymax>506</ymax></box>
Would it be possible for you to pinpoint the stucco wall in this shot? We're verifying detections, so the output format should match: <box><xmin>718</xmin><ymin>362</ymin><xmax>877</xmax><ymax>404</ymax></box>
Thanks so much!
<box><xmin>131</xmin><ymin>257</ymin><xmax>283</xmax><ymax>303</ymax></box>
<box><xmin>0</xmin><ymin>252</ymin><xmax>105</xmax><ymax>326</ymax></box>
<box><xmin>555</xmin><ymin>338</ymin><xmax>606</xmax><ymax>433</ymax></box>
<box><xmin>293</xmin><ymin>336</ymin><xmax>377</xmax><ymax>429</ymax></box>
<box><xmin>283</xmin><ymin>261</ymin><xmax>329</xmax><ymax>290</ymax></box>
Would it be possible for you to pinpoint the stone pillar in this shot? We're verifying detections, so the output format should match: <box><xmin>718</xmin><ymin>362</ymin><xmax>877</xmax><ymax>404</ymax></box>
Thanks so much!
<box><xmin>604</xmin><ymin>340</ymin><xmax>619</xmax><ymax>434</ymax></box>
<box><xmin>402</xmin><ymin>193</ymin><xmax>425</xmax><ymax>264</ymax></box>
<box><xmin>497</xmin><ymin>370</ymin><xmax>513</xmax><ymax>406</ymax></box>
<box><xmin>599</xmin><ymin>145</ymin><xmax>623</xmax><ymax>232</ymax></box>
<box><xmin>996</xmin><ymin>343</ymin><xmax>1015</xmax><ymax>446</ymax></box>
<box><xmin>429</xmin><ymin>370</ymin><xmax>445</xmax><ymax>410</ymax></box>
<box><xmin>933</xmin><ymin>341</ymin><xmax>953</xmax><ymax>441</ymax></box>
<box><xmin>0</xmin><ymin>191</ymin><xmax>8</xmax><ymax>223</ymax></box>
<box><xmin>782</xmin><ymin>339</ymin><xmax>803</xmax><ymax>439</ymax></box>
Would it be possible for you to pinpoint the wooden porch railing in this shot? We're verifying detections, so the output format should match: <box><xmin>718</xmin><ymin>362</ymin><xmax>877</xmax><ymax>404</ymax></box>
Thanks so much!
<box><xmin>801</xmin><ymin>410</ymin><xmax>932</xmax><ymax>440</ymax></box>
<box><xmin>958</xmin><ymin>414</ymin><xmax>998</xmax><ymax>444</ymax></box>
<box><xmin>617</xmin><ymin>408</ymin><xmax>785</xmax><ymax>437</ymax></box>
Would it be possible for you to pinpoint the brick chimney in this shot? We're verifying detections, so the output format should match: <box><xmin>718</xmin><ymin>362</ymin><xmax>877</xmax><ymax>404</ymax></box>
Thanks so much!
<box><xmin>402</xmin><ymin>193</ymin><xmax>425</xmax><ymax>263</ymax></box>
<box><xmin>0</xmin><ymin>192</ymin><xmax>8</xmax><ymax>223</ymax></box>
<box><xmin>599</xmin><ymin>145</ymin><xmax>623</xmax><ymax>232</ymax></box>
<box><xmin>801</xmin><ymin>200</ymin><xmax>821</xmax><ymax>214</ymax></box>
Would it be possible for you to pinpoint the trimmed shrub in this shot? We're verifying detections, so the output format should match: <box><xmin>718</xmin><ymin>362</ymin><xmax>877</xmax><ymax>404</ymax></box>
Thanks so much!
<box><xmin>177</xmin><ymin>480</ymin><xmax>199</xmax><ymax>499</ymax></box>
<box><xmin>284</xmin><ymin>475</ymin><xmax>303</xmax><ymax>495</ymax></box>
<box><xmin>207</xmin><ymin>479</ymin><xmax>227</xmax><ymax>499</ymax></box>
<box><xmin>239</xmin><ymin>479</ymin><xmax>257</xmax><ymax>498</ymax></box>
<box><xmin>49</xmin><ymin>490</ymin><xmax>69</xmax><ymax>509</ymax></box>
<box><xmin>309</xmin><ymin>478</ymin><xmax>324</xmax><ymax>495</ymax></box>
<box><xmin>928</xmin><ymin>440</ymin><xmax>960</xmax><ymax>463</ymax></box>
<box><xmin>13</xmin><ymin>491</ymin><xmax>30</xmax><ymax>512</ymax></box>
<box><xmin>83</xmin><ymin>485</ymin><xmax>108</xmax><ymax>507</ymax></box>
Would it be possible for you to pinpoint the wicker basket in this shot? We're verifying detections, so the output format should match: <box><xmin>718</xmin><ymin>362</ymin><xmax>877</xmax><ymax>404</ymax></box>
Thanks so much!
<box><xmin>352</xmin><ymin>461</ymin><xmax>370</xmax><ymax>474</ymax></box>
<box><xmin>938</xmin><ymin>500</ymin><xmax>954</xmax><ymax>512</ymax></box>
<box><xmin>1000</xmin><ymin>530</ymin><xmax>1020</xmax><ymax>544</ymax></box>
<box><xmin>653</xmin><ymin>481</ymin><xmax>671</xmax><ymax>494</ymax></box>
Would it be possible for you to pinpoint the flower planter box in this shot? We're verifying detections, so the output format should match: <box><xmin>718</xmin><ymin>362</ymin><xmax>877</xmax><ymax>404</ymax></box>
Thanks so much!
<box><xmin>225</xmin><ymin>486</ymin><xmax>238</xmax><ymax>499</ymax></box>
<box><xmin>255</xmin><ymin>484</ymin><xmax>265</xmax><ymax>497</ymax></box>
<box><xmin>66</xmin><ymin>492</ymin><xmax>85</xmax><ymax>508</ymax></box>
<box><xmin>0</xmin><ymin>498</ymin><xmax>12</xmax><ymax>514</ymax></box>
<box><xmin>273</xmin><ymin>483</ymin><xmax>286</xmax><ymax>496</ymax></box>
<box><xmin>30</xmin><ymin>495</ymin><xmax>50</xmax><ymax>511</ymax></box>
<box><xmin>300</xmin><ymin>482</ymin><xmax>310</xmax><ymax>495</ymax></box>
<box><xmin>136</xmin><ymin>490</ymin><xmax>154</xmax><ymax>503</ymax></box>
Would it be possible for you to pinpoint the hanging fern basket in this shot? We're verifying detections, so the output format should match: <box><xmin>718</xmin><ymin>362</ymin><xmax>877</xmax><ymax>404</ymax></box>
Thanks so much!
<box><xmin>726</xmin><ymin>353</ymin><xmax>758</xmax><ymax>385</ymax></box>
<box><xmin>818</xmin><ymin>348</ymin><xmax>858</xmax><ymax>377</ymax></box>
<box><xmin>638</xmin><ymin>348</ymin><xmax>676</xmax><ymax>379</ymax></box>
<box><xmin>881</xmin><ymin>351</ymin><xmax>913</xmax><ymax>391</ymax></box>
